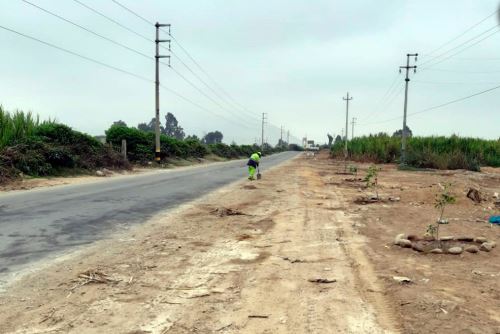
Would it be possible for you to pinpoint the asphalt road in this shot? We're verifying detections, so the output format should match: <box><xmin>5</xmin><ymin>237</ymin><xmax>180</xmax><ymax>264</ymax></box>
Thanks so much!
<box><xmin>0</xmin><ymin>151</ymin><xmax>299</xmax><ymax>279</ymax></box>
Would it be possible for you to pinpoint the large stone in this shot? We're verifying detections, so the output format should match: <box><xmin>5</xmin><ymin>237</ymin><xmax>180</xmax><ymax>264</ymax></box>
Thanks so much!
<box><xmin>412</xmin><ymin>243</ymin><xmax>425</xmax><ymax>252</ymax></box>
<box><xmin>480</xmin><ymin>242</ymin><xmax>494</xmax><ymax>252</ymax></box>
<box><xmin>439</xmin><ymin>236</ymin><xmax>454</xmax><ymax>241</ymax></box>
<box><xmin>407</xmin><ymin>234</ymin><xmax>420</xmax><ymax>241</ymax></box>
<box><xmin>474</xmin><ymin>237</ymin><xmax>487</xmax><ymax>243</ymax></box>
<box><xmin>423</xmin><ymin>235</ymin><xmax>436</xmax><ymax>241</ymax></box>
<box><xmin>465</xmin><ymin>245</ymin><xmax>479</xmax><ymax>253</ymax></box>
<box><xmin>96</xmin><ymin>170</ymin><xmax>105</xmax><ymax>177</ymax></box>
<box><xmin>447</xmin><ymin>247</ymin><xmax>463</xmax><ymax>255</ymax></box>
<box><xmin>397</xmin><ymin>239</ymin><xmax>412</xmax><ymax>248</ymax></box>
<box><xmin>429</xmin><ymin>248</ymin><xmax>443</xmax><ymax>254</ymax></box>
<box><xmin>394</xmin><ymin>233</ymin><xmax>407</xmax><ymax>245</ymax></box>
<box><xmin>466</xmin><ymin>188</ymin><xmax>482</xmax><ymax>203</ymax></box>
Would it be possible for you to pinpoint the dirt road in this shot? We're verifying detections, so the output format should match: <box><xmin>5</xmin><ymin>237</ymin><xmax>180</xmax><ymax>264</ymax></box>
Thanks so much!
<box><xmin>1</xmin><ymin>152</ymin><xmax>498</xmax><ymax>333</ymax></box>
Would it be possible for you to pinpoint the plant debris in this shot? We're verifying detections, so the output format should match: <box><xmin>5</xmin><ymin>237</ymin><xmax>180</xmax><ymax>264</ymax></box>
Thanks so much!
<box><xmin>308</xmin><ymin>278</ymin><xmax>337</xmax><ymax>284</ymax></box>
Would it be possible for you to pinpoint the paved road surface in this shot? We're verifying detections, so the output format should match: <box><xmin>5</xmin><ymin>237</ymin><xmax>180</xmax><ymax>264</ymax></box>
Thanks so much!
<box><xmin>0</xmin><ymin>152</ymin><xmax>299</xmax><ymax>279</ymax></box>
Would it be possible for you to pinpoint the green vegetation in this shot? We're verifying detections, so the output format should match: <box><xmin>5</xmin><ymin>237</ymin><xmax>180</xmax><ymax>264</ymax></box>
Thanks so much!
<box><xmin>363</xmin><ymin>165</ymin><xmax>380</xmax><ymax>200</ymax></box>
<box><xmin>0</xmin><ymin>106</ymin><xmax>296</xmax><ymax>184</ymax></box>
<box><xmin>427</xmin><ymin>183</ymin><xmax>456</xmax><ymax>240</ymax></box>
<box><xmin>105</xmin><ymin>124</ymin><xmax>286</xmax><ymax>163</ymax></box>
<box><xmin>1</xmin><ymin>107</ymin><xmax>127</xmax><ymax>183</ymax></box>
<box><xmin>331</xmin><ymin>133</ymin><xmax>500</xmax><ymax>171</ymax></box>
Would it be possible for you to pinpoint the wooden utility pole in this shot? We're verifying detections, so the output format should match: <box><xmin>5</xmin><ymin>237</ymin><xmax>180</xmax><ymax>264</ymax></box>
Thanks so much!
<box><xmin>154</xmin><ymin>22</ymin><xmax>171</xmax><ymax>162</ymax></box>
<box><xmin>399</xmin><ymin>53</ymin><xmax>418</xmax><ymax>165</ymax></box>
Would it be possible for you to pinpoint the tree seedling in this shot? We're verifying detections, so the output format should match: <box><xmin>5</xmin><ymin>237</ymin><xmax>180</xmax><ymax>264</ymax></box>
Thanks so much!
<box><xmin>430</xmin><ymin>182</ymin><xmax>456</xmax><ymax>241</ymax></box>
<box><xmin>348</xmin><ymin>164</ymin><xmax>358</xmax><ymax>176</ymax></box>
<box><xmin>364</xmin><ymin>165</ymin><xmax>380</xmax><ymax>200</ymax></box>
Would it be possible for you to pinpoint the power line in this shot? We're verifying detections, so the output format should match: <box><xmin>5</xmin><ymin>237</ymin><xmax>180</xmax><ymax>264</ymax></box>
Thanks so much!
<box><xmin>110</xmin><ymin>0</ymin><xmax>153</xmax><ymax>25</ymax></box>
<box><xmin>30</xmin><ymin>0</ymin><xmax>257</xmax><ymax>129</ymax></box>
<box><xmin>359</xmin><ymin>83</ymin><xmax>500</xmax><ymax>126</ymax></box>
<box><xmin>414</xmin><ymin>80</ymin><xmax>500</xmax><ymax>85</ymax></box>
<box><xmin>419</xmin><ymin>25</ymin><xmax>500</xmax><ymax>68</ymax></box>
<box><xmin>22</xmin><ymin>0</ymin><xmax>152</xmax><ymax>60</ymax></box>
<box><xmin>422</xmin><ymin>8</ymin><xmax>499</xmax><ymax>58</ymax></box>
<box><xmin>72</xmin><ymin>0</ymin><xmax>151</xmax><ymax>43</ymax></box>
<box><xmin>0</xmin><ymin>24</ymin><xmax>151</xmax><ymax>83</ymax></box>
<box><xmin>109</xmin><ymin>0</ymin><xmax>283</xmax><ymax>129</ymax></box>
<box><xmin>420</xmin><ymin>68</ymin><xmax>500</xmax><ymax>74</ymax></box>
<box><xmin>0</xmin><ymin>24</ymin><xmax>253</xmax><ymax>131</ymax></box>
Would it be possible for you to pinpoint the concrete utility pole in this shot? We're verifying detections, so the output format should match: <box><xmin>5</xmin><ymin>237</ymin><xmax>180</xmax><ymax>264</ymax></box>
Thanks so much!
<box><xmin>154</xmin><ymin>22</ymin><xmax>171</xmax><ymax>162</ymax></box>
<box><xmin>261</xmin><ymin>113</ymin><xmax>267</xmax><ymax>152</ymax></box>
<box><xmin>342</xmin><ymin>92</ymin><xmax>353</xmax><ymax>155</ymax></box>
<box><xmin>287</xmin><ymin>130</ymin><xmax>290</xmax><ymax>146</ymax></box>
<box><xmin>280</xmin><ymin>125</ymin><xmax>283</xmax><ymax>147</ymax></box>
<box><xmin>399</xmin><ymin>53</ymin><xmax>418</xmax><ymax>165</ymax></box>
<box><xmin>351</xmin><ymin>117</ymin><xmax>356</xmax><ymax>140</ymax></box>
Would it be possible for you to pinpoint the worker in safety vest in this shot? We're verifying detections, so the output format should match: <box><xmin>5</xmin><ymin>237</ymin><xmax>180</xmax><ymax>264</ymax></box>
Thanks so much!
<box><xmin>246</xmin><ymin>152</ymin><xmax>261</xmax><ymax>180</ymax></box>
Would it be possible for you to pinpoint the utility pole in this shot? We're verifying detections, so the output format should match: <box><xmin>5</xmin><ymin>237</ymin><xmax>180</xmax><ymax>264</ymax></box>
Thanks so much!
<box><xmin>261</xmin><ymin>113</ymin><xmax>267</xmax><ymax>152</ymax></box>
<box><xmin>351</xmin><ymin>117</ymin><xmax>356</xmax><ymax>140</ymax></box>
<box><xmin>342</xmin><ymin>92</ymin><xmax>353</xmax><ymax>171</ymax></box>
<box><xmin>399</xmin><ymin>53</ymin><xmax>418</xmax><ymax>165</ymax></box>
<box><xmin>280</xmin><ymin>125</ymin><xmax>283</xmax><ymax>147</ymax></box>
<box><xmin>287</xmin><ymin>130</ymin><xmax>290</xmax><ymax>146</ymax></box>
<box><xmin>154</xmin><ymin>22</ymin><xmax>171</xmax><ymax>162</ymax></box>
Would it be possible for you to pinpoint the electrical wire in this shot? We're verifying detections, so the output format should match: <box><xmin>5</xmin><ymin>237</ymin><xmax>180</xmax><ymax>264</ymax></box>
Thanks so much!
<box><xmin>109</xmin><ymin>0</ymin><xmax>292</xmax><ymax>136</ymax></box>
<box><xmin>22</xmin><ymin>0</ymin><xmax>152</xmax><ymax>60</ymax></box>
<box><xmin>422</xmin><ymin>8</ymin><xmax>499</xmax><ymax>58</ymax></box>
<box><xmin>359</xmin><ymin>84</ymin><xmax>500</xmax><ymax>126</ymax></box>
<box><xmin>0</xmin><ymin>24</ymin><xmax>252</xmax><ymax>130</ymax></box>
<box><xmin>419</xmin><ymin>25</ymin><xmax>500</xmax><ymax>68</ymax></box>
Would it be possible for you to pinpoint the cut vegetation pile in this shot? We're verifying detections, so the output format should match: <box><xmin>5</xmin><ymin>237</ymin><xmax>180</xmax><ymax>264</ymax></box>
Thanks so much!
<box><xmin>331</xmin><ymin>133</ymin><xmax>500</xmax><ymax>171</ymax></box>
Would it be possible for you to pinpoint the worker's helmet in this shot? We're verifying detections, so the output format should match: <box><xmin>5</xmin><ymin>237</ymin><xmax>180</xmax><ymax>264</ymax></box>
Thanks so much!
<box><xmin>257</xmin><ymin>152</ymin><xmax>262</xmax><ymax>157</ymax></box>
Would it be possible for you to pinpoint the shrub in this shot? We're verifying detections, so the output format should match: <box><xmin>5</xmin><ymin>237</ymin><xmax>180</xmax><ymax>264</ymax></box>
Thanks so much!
<box><xmin>331</xmin><ymin>134</ymin><xmax>499</xmax><ymax>171</ymax></box>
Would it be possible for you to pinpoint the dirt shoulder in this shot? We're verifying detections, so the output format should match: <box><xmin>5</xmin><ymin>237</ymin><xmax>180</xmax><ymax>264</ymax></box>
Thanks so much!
<box><xmin>0</xmin><ymin>153</ymin><xmax>396</xmax><ymax>334</ymax></box>
<box><xmin>321</xmin><ymin>154</ymin><xmax>500</xmax><ymax>334</ymax></box>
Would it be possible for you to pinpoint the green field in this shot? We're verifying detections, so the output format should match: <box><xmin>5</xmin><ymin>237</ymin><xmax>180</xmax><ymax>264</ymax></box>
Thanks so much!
<box><xmin>331</xmin><ymin>133</ymin><xmax>500</xmax><ymax>171</ymax></box>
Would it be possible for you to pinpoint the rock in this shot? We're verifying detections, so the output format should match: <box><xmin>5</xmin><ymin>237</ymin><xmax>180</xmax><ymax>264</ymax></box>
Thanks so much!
<box><xmin>430</xmin><ymin>248</ymin><xmax>443</xmax><ymax>254</ymax></box>
<box><xmin>474</xmin><ymin>237</ymin><xmax>487</xmax><ymax>243</ymax></box>
<box><xmin>394</xmin><ymin>233</ymin><xmax>407</xmax><ymax>245</ymax></box>
<box><xmin>397</xmin><ymin>239</ymin><xmax>412</xmax><ymax>248</ymax></box>
<box><xmin>489</xmin><ymin>241</ymin><xmax>497</xmax><ymax>248</ymax></box>
<box><xmin>393</xmin><ymin>276</ymin><xmax>412</xmax><ymax>284</ymax></box>
<box><xmin>96</xmin><ymin>170</ymin><xmax>105</xmax><ymax>177</ymax></box>
<box><xmin>465</xmin><ymin>245</ymin><xmax>479</xmax><ymax>253</ymax></box>
<box><xmin>447</xmin><ymin>247</ymin><xmax>463</xmax><ymax>255</ymax></box>
<box><xmin>388</xmin><ymin>196</ymin><xmax>400</xmax><ymax>202</ymax></box>
<box><xmin>412</xmin><ymin>243</ymin><xmax>425</xmax><ymax>252</ymax></box>
<box><xmin>439</xmin><ymin>236</ymin><xmax>454</xmax><ymax>241</ymax></box>
<box><xmin>456</xmin><ymin>236</ymin><xmax>474</xmax><ymax>242</ymax></box>
<box><xmin>423</xmin><ymin>235</ymin><xmax>436</xmax><ymax>241</ymax></box>
<box><xmin>466</xmin><ymin>188</ymin><xmax>482</xmax><ymax>203</ymax></box>
<box><xmin>102</xmin><ymin>168</ymin><xmax>112</xmax><ymax>176</ymax></box>
<box><xmin>407</xmin><ymin>234</ymin><xmax>420</xmax><ymax>241</ymax></box>
<box><xmin>480</xmin><ymin>242</ymin><xmax>494</xmax><ymax>252</ymax></box>
<box><xmin>493</xmin><ymin>192</ymin><xmax>499</xmax><ymax>199</ymax></box>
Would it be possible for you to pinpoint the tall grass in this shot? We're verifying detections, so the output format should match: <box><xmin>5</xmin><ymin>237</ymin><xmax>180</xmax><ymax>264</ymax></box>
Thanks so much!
<box><xmin>0</xmin><ymin>105</ymin><xmax>43</xmax><ymax>149</ymax></box>
<box><xmin>331</xmin><ymin>133</ymin><xmax>500</xmax><ymax>170</ymax></box>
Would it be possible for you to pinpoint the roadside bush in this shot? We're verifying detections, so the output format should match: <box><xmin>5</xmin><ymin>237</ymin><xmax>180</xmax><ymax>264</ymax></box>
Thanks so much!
<box><xmin>331</xmin><ymin>134</ymin><xmax>499</xmax><ymax>170</ymax></box>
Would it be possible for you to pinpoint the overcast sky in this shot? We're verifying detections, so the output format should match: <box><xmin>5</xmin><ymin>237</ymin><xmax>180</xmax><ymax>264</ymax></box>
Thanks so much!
<box><xmin>1</xmin><ymin>0</ymin><xmax>499</xmax><ymax>144</ymax></box>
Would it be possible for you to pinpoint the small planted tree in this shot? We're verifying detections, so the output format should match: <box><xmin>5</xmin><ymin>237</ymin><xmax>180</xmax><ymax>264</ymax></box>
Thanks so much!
<box><xmin>364</xmin><ymin>165</ymin><xmax>380</xmax><ymax>200</ymax></box>
<box><xmin>428</xmin><ymin>182</ymin><xmax>456</xmax><ymax>240</ymax></box>
<box><xmin>348</xmin><ymin>164</ymin><xmax>358</xmax><ymax>176</ymax></box>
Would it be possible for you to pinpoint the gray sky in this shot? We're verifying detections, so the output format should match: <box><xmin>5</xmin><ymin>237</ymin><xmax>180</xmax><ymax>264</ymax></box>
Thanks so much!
<box><xmin>1</xmin><ymin>0</ymin><xmax>499</xmax><ymax>145</ymax></box>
